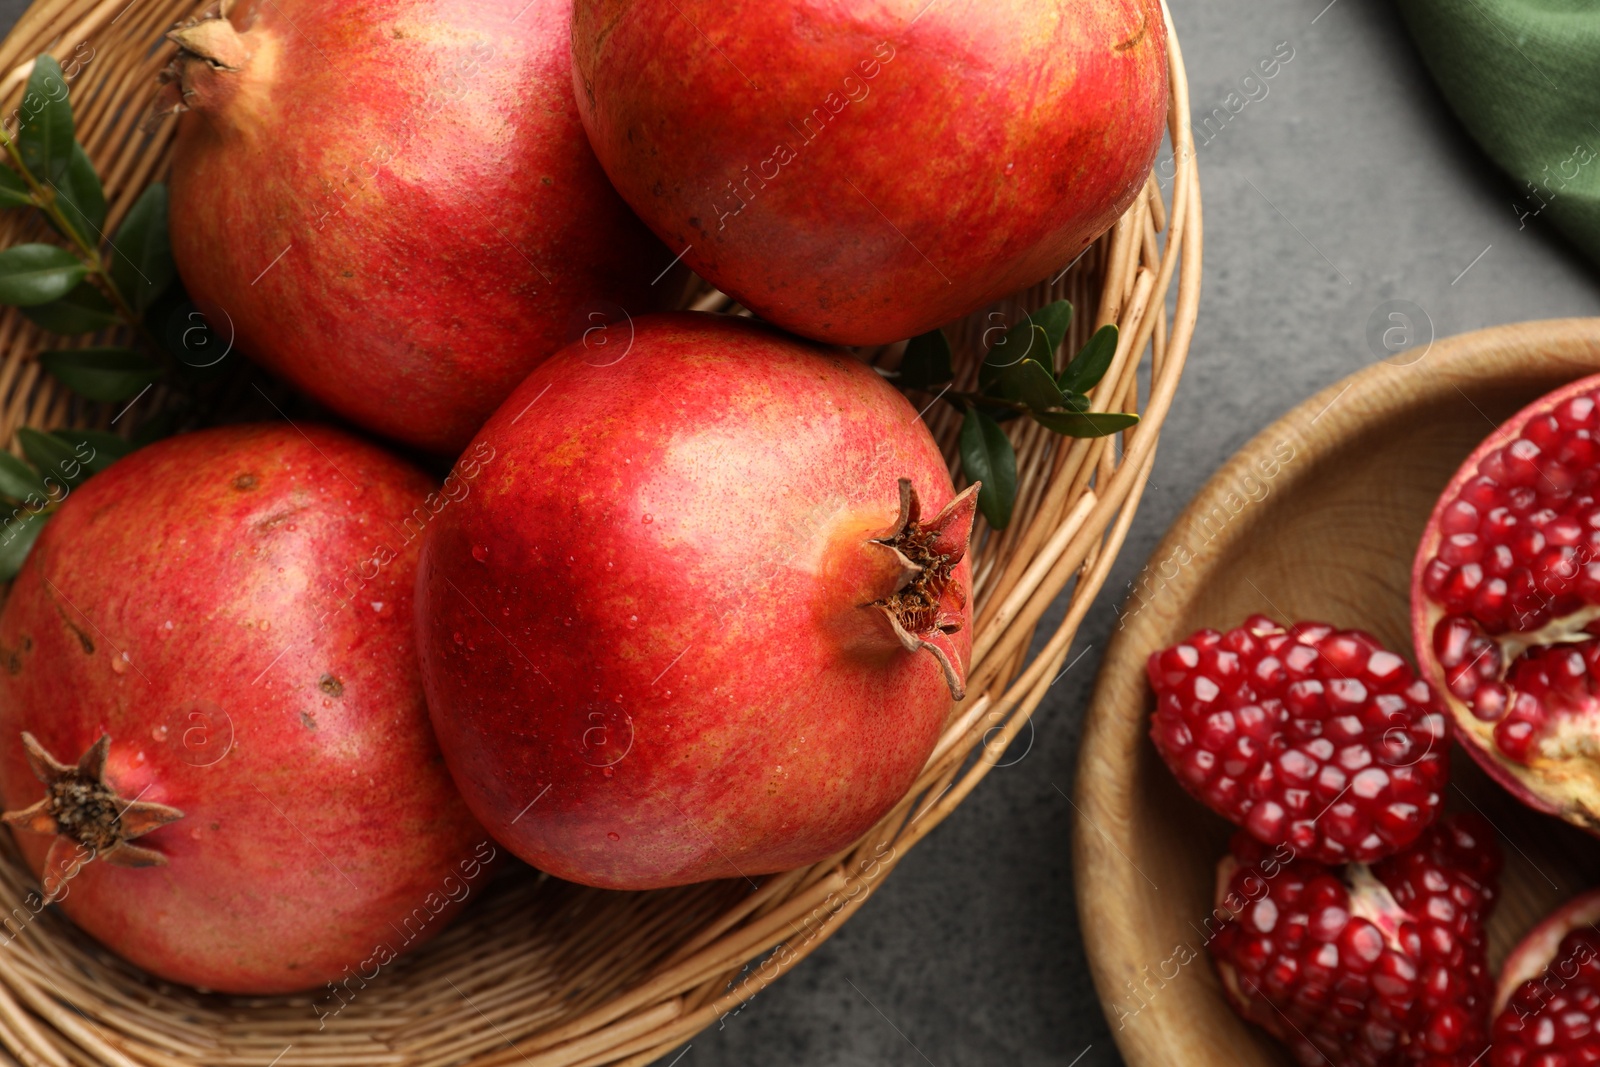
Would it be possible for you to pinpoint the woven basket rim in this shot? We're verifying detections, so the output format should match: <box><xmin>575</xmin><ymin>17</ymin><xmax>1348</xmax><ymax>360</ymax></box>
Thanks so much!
<box><xmin>0</xmin><ymin>1</ymin><xmax>1201</xmax><ymax>1064</ymax></box>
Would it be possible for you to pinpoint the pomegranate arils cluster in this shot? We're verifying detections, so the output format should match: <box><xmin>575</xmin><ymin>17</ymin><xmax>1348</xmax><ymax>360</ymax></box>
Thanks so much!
<box><xmin>1211</xmin><ymin>814</ymin><xmax>1501</xmax><ymax>1067</ymax></box>
<box><xmin>1420</xmin><ymin>388</ymin><xmax>1600</xmax><ymax>763</ymax></box>
<box><xmin>1148</xmin><ymin>615</ymin><xmax>1448</xmax><ymax>863</ymax></box>
<box><xmin>1494</xmin><ymin>926</ymin><xmax>1600</xmax><ymax>1066</ymax></box>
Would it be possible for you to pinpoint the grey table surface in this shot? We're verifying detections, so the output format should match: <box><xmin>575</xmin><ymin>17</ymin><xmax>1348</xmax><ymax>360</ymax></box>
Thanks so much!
<box><xmin>5</xmin><ymin>0</ymin><xmax>1599</xmax><ymax>1065</ymax></box>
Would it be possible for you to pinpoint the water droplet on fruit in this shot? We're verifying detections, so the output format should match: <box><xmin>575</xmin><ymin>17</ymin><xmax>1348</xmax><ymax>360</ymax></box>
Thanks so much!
<box><xmin>502</xmin><ymin>606</ymin><xmax>511</xmax><ymax>616</ymax></box>
<box><xmin>564</xmin><ymin>617</ymin><xmax>573</xmax><ymax>627</ymax></box>
<box><xmin>259</xmin><ymin>620</ymin><xmax>270</xmax><ymax>632</ymax></box>
<box><xmin>134</xmin><ymin>750</ymin><xmax>145</xmax><ymax>763</ymax></box>
<box><xmin>472</xmin><ymin>544</ymin><xmax>488</xmax><ymax>562</ymax></box>
<box><xmin>605</xmin><ymin>561</ymin><xmax>614</xmax><ymax>571</ymax></box>
<box><xmin>642</xmin><ymin>514</ymin><xmax>653</xmax><ymax>524</ymax></box>
<box><xmin>151</xmin><ymin>725</ymin><xmax>168</xmax><ymax>741</ymax></box>
<box><xmin>190</xmin><ymin>828</ymin><xmax>202</xmax><ymax>840</ymax></box>
<box><xmin>607</xmin><ymin>831</ymin><xmax>619</xmax><ymax>841</ymax></box>
<box><xmin>111</xmin><ymin>653</ymin><xmax>128</xmax><ymax>675</ymax></box>
<box><xmin>1004</xmin><ymin>161</ymin><xmax>1015</xmax><ymax>174</ymax></box>
<box><xmin>453</xmin><ymin>632</ymin><xmax>464</xmax><ymax>645</ymax></box>
<box><xmin>627</xmin><ymin>615</ymin><xmax>638</xmax><ymax>628</ymax></box>
<box><xmin>663</xmin><ymin>690</ymin><xmax>672</xmax><ymax>700</ymax></box>
<box><xmin>602</xmin><ymin>766</ymin><xmax>614</xmax><ymax>778</ymax></box>
<box><xmin>286</xmin><ymin>523</ymin><xmax>297</xmax><ymax>531</ymax></box>
<box><xmin>163</xmin><ymin>620</ymin><xmax>173</xmax><ymax>630</ymax></box>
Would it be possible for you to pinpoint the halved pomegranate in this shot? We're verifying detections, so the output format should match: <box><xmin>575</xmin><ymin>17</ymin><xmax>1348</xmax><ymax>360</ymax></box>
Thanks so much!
<box><xmin>1413</xmin><ymin>374</ymin><xmax>1600</xmax><ymax>829</ymax></box>
<box><xmin>1490</xmin><ymin>888</ymin><xmax>1600</xmax><ymax>1065</ymax></box>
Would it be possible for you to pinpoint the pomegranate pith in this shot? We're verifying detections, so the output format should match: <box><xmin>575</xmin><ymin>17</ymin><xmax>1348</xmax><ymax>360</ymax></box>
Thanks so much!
<box><xmin>1210</xmin><ymin>813</ymin><xmax>1501</xmax><ymax>1067</ymax></box>
<box><xmin>1413</xmin><ymin>375</ymin><xmax>1600</xmax><ymax>828</ymax></box>
<box><xmin>1490</xmin><ymin>889</ymin><xmax>1600</xmax><ymax>1067</ymax></box>
<box><xmin>1148</xmin><ymin>616</ymin><xmax>1449</xmax><ymax>863</ymax></box>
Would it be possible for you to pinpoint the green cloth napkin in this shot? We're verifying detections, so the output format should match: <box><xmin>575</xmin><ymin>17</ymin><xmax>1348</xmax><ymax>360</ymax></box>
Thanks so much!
<box><xmin>1397</xmin><ymin>0</ymin><xmax>1600</xmax><ymax>267</ymax></box>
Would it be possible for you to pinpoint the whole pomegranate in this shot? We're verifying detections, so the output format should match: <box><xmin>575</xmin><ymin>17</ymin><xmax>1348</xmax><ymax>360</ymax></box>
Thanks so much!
<box><xmin>1491</xmin><ymin>888</ymin><xmax>1600</xmax><ymax>1066</ymax></box>
<box><xmin>0</xmin><ymin>425</ymin><xmax>487</xmax><ymax>994</ymax></box>
<box><xmin>417</xmin><ymin>312</ymin><xmax>975</xmax><ymax>889</ymax></box>
<box><xmin>163</xmin><ymin>0</ymin><xmax>669</xmax><ymax>453</ymax></box>
<box><xmin>1148</xmin><ymin>616</ymin><xmax>1449</xmax><ymax>865</ymax></box>
<box><xmin>570</xmin><ymin>0</ymin><xmax>1168</xmax><ymax>345</ymax></box>
<box><xmin>1209</xmin><ymin>814</ymin><xmax>1501</xmax><ymax>1067</ymax></box>
<box><xmin>1413</xmin><ymin>375</ymin><xmax>1600</xmax><ymax>831</ymax></box>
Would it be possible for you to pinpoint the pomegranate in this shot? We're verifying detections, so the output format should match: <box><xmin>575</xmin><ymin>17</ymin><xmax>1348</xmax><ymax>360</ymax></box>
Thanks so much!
<box><xmin>162</xmin><ymin>0</ymin><xmax>669</xmax><ymax>453</ymax></box>
<box><xmin>569</xmin><ymin>0</ymin><xmax>1168</xmax><ymax>345</ymax></box>
<box><xmin>1490</xmin><ymin>888</ymin><xmax>1600</xmax><ymax>1065</ymax></box>
<box><xmin>1413</xmin><ymin>375</ymin><xmax>1600</xmax><ymax>831</ymax></box>
<box><xmin>417</xmin><ymin>311</ymin><xmax>975</xmax><ymax>889</ymax></box>
<box><xmin>1148</xmin><ymin>616</ymin><xmax>1449</xmax><ymax>864</ymax></box>
<box><xmin>1209</xmin><ymin>814</ymin><xmax>1501</xmax><ymax>1067</ymax></box>
<box><xmin>0</xmin><ymin>424</ymin><xmax>487</xmax><ymax>994</ymax></box>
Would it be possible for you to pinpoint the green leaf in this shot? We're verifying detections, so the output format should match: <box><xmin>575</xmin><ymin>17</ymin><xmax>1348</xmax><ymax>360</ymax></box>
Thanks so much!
<box><xmin>39</xmin><ymin>347</ymin><xmax>159</xmax><ymax>402</ymax></box>
<box><xmin>981</xmin><ymin>321</ymin><xmax>1051</xmax><ymax>391</ymax></box>
<box><xmin>17</xmin><ymin>427</ymin><xmax>90</xmax><ymax>487</ymax></box>
<box><xmin>899</xmin><ymin>328</ymin><xmax>952</xmax><ymax>389</ymax></box>
<box><xmin>47</xmin><ymin>143</ymin><xmax>104</xmax><ymax>246</ymax></box>
<box><xmin>0</xmin><ymin>451</ymin><xmax>46</xmax><ymax>502</ymax></box>
<box><xmin>1059</xmin><ymin>324</ymin><xmax>1119</xmax><ymax>394</ymax></box>
<box><xmin>0</xmin><ymin>168</ymin><xmax>32</xmax><ymax>210</ymax></box>
<box><xmin>20</xmin><ymin>280</ymin><xmax>117</xmax><ymax>334</ymax></box>
<box><xmin>49</xmin><ymin>428</ymin><xmax>131</xmax><ymax>472</ymax></box>
<box><xmin>0</xmin><ymin>244</ymin><xmax>85</xmax><ymax>306</ymax></box>
<box><xmin>993</xmin><ymin>358</ymin><xmax>1065</xmax><ymax>413</ymax></box>
<box><xmin>17</xmin><ymin>55</ymin><xmax>74</xmax><ymax>185</ymax></box>
<box><xmin>110</xmin><ymin>182</ymin><xmax>173</xmax><ymax>313</ymax></box>
<box><xmin>959</xmin><ymin>407</ymin><xmax>1017</xmax><ymax>530</ymax></box>
<box><xmin>1031</xmin><ymin>410</ymin><xmax>1141</xmax><ymax>438</ymax></box>
<box><xmin>0</xmin><ymin>510</ymin><xmax>48</xmax><ymax>581</ymax></box>
<box><xmin>1032</xmin><ymin>300</ymin><xmax>1074</xmax><ymax>360</ymax></box>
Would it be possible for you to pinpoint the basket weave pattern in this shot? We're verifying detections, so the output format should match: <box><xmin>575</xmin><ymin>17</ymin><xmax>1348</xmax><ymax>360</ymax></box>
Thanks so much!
<box><xmin>0</xmin><ymin>1</ymin><xmax>1200</xmax><ymax>1064</ymax></box>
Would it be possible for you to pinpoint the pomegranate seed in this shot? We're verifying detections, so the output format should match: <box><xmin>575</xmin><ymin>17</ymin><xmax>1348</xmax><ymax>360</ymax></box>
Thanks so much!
<box><xmin>1148</xmin><ymin>617</ymin><xmax>1449</xmax><ymax>864</ymax></box>
<box><xmin>1211</xmin><ymin>815</ymin><xmax>1500</xmax><ymax>1067</ymax></box>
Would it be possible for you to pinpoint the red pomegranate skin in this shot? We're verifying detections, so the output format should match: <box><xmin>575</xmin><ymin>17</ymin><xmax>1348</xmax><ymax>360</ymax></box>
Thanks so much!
<box><xmin>0</xmin><ymin>425</ymin><xmax>487</xmax><ymax>994</ymax></box>
<box><xmin>418</xmin><ymin>312</ymin><xmax>972</xmax><ymax>889</ymax></box>
<box><xmin>167</xmin><ymin>0</ymin><xmax>671</xmax><ymax>454</ymax></box>
<box><xmin>570</xmin><ymin>0</ymin><xmax>1169</xmax><ymax>345</ymax></box>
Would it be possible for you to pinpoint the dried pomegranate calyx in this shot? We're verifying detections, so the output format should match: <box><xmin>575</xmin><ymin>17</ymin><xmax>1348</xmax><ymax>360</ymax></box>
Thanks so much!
<box><xmin>1</xmin><ymin>732</ymin><xmax>184</xmax><ymax>900</ymax></box>
<box><xmin>868</xmin><ymin>479</ymin><xmax>978</xmax><ymax>701</ymax></box>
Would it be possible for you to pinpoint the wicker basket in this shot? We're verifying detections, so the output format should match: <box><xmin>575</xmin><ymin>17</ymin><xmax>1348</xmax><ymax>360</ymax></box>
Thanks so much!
<box><xmin>0</xmin><ymin>2</ymin><xmax>1201</xmax><ymax>1064</ymax></box>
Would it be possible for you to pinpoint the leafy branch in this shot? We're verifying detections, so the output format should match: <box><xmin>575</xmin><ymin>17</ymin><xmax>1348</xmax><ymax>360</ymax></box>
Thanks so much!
<box><xmin>896</xmin><ymin>298</ymin><xmax>1137</xmax><ymax>529</ymax></box>
<box><xmin>0</xmin><ymin>54</ymin><xmax>178</xmax><ymax>405</ymax></box>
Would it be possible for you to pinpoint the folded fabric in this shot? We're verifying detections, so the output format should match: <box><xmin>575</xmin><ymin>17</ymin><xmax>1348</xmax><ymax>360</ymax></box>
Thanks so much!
<box><xmin>1397</xmin><ymin>0</ymin><xmax>1600</xmax><ymax>268</ymax></box>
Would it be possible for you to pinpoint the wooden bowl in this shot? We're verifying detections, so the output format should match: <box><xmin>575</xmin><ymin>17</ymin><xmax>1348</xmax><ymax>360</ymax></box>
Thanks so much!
<box><xmin>1074</xmin><ymin>318</ymin><xmax>1600</xmax><ymax>1066</ymax></box>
